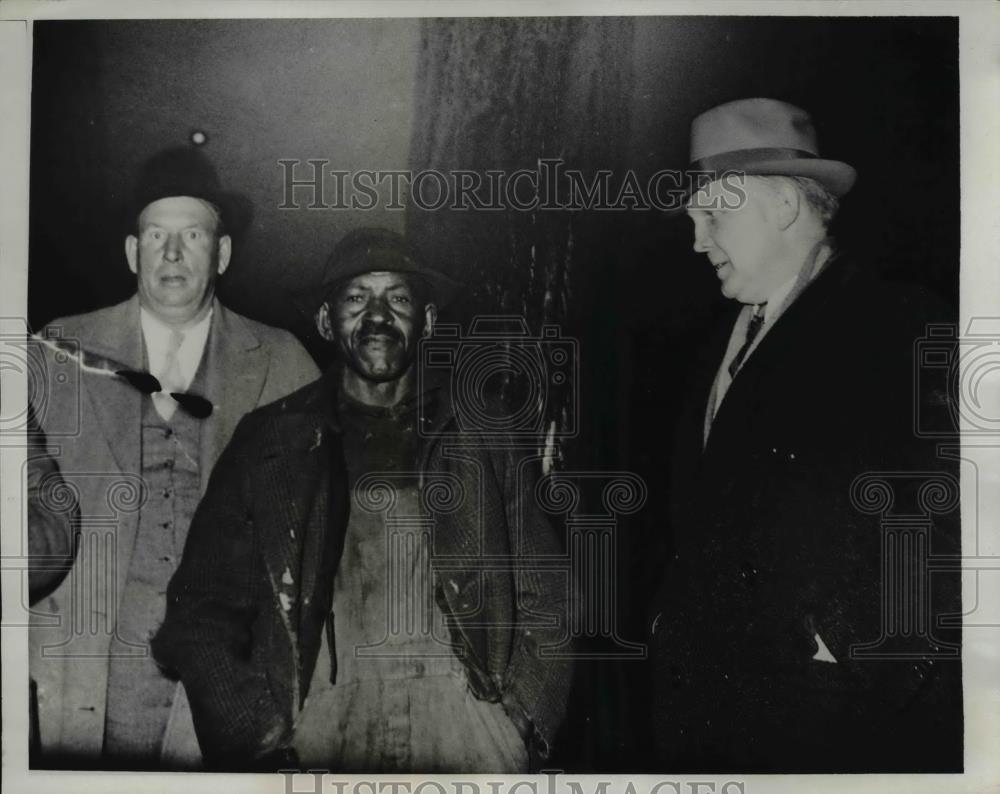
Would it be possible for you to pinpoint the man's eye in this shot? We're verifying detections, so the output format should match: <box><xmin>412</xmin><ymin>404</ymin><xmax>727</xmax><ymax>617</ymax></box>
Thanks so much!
<box><xmin>148</xmin><ymin>231</ymin><xmax>163</xmax><ymax>241</ymax></box>
<box><xmin>344</xmin><ymin>294</ymin><xmax>365</xmax><ymax>304</ymax></box>
<box><xmin>185</xmin><ymin>230</ymin><xmax>202</xmax><ymax>241</ymax></box>
<box><xmin>392</xmin><ymin>295</ymin><xmax>411</xmax><ymax>304</ymax></box>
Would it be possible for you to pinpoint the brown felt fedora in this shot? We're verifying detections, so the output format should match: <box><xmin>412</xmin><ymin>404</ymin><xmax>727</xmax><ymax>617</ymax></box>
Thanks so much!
<box><xmin>688</xmin><ymin>98</ymin><xmax>857</xmax><ymax>197</ymax></box>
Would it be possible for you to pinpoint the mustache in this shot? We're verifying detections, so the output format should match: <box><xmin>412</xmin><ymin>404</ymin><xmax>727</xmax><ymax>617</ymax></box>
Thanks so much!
<box><xmin>358</xmin><ymin>320</ymin><xmax>404</xmax><ymax>343</ymax></box>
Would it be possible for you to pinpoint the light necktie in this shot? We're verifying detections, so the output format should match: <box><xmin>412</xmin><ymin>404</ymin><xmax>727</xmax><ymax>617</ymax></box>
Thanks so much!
<box><xmin>153</xmin><ymin>329</ymin><xmax>185</xmax><ymax>421</ymax></box>
<box><xmin>727</xmin><ymin>305</ymin><xmax>765</xmax><ymax>379</ymax></box>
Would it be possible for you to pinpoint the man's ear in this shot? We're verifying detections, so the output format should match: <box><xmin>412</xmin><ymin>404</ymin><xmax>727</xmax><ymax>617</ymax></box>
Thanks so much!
<box><xmin>772</xmin><ymin>180</ymin><xmax>801</xmax><ymax>230</ymax></box>
<box><xmin>316</xmin><ymin>302</ymin><xmax>336</xmax><ymax>342</ymax></box>
<box><xmin>125</xmin><ymin>235</ymin><xmax>138</xmax><ymax>275</ymax></box>
<box><xmin>216</xmin><ymin>235</ymin><xmax>232</xmax><ymax>276</ymax></box>
<box><xmin>423</xmin><ymin>303</ymin><xmax>438</xmax><ymax>337</ymax></box>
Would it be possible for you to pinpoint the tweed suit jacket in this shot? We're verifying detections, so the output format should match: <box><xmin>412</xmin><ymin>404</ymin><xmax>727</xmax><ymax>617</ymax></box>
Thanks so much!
<box><xmin>28</xmin><ymin>295</ymin><xmax>319</xmax><ymax>768</ymax></box>
<box><xmin>650</xmin><ymin>253</ymin><xmax>963</xmax><ymax>771</ymax></box>
<box><xmin>152</xmin><ymin>369</ymin><xmax>573</xmax><ymax>770</ymax></box>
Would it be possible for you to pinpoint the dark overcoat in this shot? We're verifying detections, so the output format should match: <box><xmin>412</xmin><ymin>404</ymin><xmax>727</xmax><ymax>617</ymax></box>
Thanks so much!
<box><xmin>650</xmin><ymin>254</ymin><xmax>962</xmax><ymax>772</ymax></box>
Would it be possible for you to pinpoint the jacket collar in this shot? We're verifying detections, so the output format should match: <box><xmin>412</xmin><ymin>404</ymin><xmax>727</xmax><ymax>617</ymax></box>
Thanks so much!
<box><xmin>314</xmin><ymin>361</ymin><xmax>455</xmax><ymax>437</ymax></box>
<box><xmin>703</xmin><ymin>248</ymin><xmax>856</xmax><ymax>452</ymax></box>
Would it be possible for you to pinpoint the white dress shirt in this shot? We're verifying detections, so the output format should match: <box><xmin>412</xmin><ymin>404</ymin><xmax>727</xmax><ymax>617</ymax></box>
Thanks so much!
<box><xmin>140</xmin><ymin>307</ymin><xmax>212</xmax><ymax>419</ymax></box>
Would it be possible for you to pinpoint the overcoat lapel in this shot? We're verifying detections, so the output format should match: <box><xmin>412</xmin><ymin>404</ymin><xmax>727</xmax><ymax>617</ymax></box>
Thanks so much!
<box><xmin>79</xmin><ymin>296</ymin><xmax>144</xmax><ymax>478</ymax></box>
<box><xmin>681</xmin><ymin>304</ymin><xmax>737</xmax><ymax>455</ymax></box>
<box><xmin>69</xmin><ymin>297</ymin><xmax>146</xmax><ymax>662</ymax></box>
<box><xmin>198</xmin><ymin>301</ymin><xmax>270</xmax><ymax>492</ymax></box>
<box><xmin>254</xmin><ymin>381</ymin><xmax>345</xmax><ymax>645</ymax></box>
<box><xmin>706</xmin><ymin>259</ymin><xmax>845</xmax><ymax>454</ymax></box>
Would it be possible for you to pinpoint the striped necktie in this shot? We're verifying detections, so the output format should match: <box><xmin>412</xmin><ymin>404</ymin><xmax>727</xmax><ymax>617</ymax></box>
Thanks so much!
<box><xmin>728</xmin><ymin>305</ymin><xmax>765</xmax><ymax>379</ymax></box>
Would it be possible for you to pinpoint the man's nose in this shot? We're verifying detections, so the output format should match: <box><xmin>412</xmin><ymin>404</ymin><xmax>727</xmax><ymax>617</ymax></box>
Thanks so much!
<box><xmin>163</xmin><ymin>233</ymin><xmax>183</xmax><ymax>262</ymax></box>
<box><xmin>363</xmin><ymin>295</ymin><xmax>392</xmax><ymax>322</ymax></box>
<box><xmin>691</xmin><ymin>220</ymin><xmax>713</xmax><ymax>254</ymax></box>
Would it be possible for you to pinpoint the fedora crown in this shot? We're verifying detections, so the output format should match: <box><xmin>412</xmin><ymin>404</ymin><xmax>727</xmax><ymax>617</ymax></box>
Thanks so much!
<box><xmin>688</xmin><ymin>97</ymin><xmax>856</xmax><ymax>196</ymax></box>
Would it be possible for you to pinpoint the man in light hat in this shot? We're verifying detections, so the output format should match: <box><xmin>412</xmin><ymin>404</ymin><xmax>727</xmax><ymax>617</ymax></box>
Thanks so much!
<box><xmin>649</xmin><ymin>99</ymin><xmax>961</xmax><ymax>771</ymax></box>
<box><xmin>28</xmin><ymin>145</ymin><xmax>319</xmax><ymax>769</ymax></box>
<box><xmin>153</xmin><ymin>228</ymin><xmax>572</xmax><ymax>772</ymax></box>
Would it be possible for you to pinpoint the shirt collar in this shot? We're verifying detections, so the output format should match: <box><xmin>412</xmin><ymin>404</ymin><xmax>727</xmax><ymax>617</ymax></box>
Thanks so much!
<box><xmin>756</xmin><ymin>237</ymin><xmax>836</xmax><ymax>323</ymax></box>
<box><xmin>758</xmin><ymin>277</ymin><xmax>797</xmax><ymax>323</ymax></box>
<box><xmin>139</xmin><ymin>305</ymin><xmax>214</xmax><ymax>351</ymax></box>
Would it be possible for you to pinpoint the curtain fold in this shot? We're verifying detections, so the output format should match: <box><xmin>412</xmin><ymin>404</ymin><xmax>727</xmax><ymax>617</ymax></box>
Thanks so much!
<box><xmin>407</xmin><ymin>17</ymin><xmax>634</xmax><ymax>452</ymax></box>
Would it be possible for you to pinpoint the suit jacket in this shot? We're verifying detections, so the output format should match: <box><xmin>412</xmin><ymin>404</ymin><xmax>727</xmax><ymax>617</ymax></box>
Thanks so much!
<box><xmin>28</xmin><ymin>295</ymin><xmax>319</xmax><ymax>769</ymax></box>
<box><xmin>650</xmin><ymin>253</ymin><xmax>962</xmax><ymax>772</ymax></box>
<box><xmin>152</xmin><ymin>370</ymin><xmax>573</xmax><ymax>770</ymax></box>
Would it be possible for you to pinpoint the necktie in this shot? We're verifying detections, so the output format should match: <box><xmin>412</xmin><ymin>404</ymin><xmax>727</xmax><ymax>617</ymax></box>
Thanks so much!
<box><xmin>153</xmin><ymin>329</ymin><xmax>185</xmax><ymax>421</ymax></box>
<box><xmin>727</xmin><ymin>306</ymin><xmax>765</xmax><ymax>379</ymax></box>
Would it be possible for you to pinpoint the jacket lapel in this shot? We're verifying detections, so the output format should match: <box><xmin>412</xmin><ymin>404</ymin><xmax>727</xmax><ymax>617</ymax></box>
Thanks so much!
<box><xmin>685</xmin><ymin>304</ymin><xmax>738</xmax><ymax>453</ymax></box>
<box><xmin>198</xmin><ymin>301</ymin><xmax>270</xmax><ymax>491</ymax></box>
<box><xmin>73</xmin><ymin>297</ymin><xmax>146</xmax><ymax>646</ymax></box>
<box><xmin>415</xmin><ymin>387</ymin><xmax>499</xmax><ymax>688</ymax></box>
<box><xmin>253</xmin><ymin>377</ymin><xmax>347</xmax><ymax>700</ymax></box>
<box><xmin>81</xmin><ymin>296</ymin><xmax>144</xmax><ymax>477</ymax></box>
<box><xmin>706</xmin><ymin>258</ymin><xmax>848</xmax><ymax>450</ymax></box>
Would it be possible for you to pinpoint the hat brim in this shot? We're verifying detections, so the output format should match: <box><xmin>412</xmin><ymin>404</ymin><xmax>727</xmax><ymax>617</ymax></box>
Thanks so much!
<box><xmin>664</xmin><ymin>157</ymin><xmax>857</xmax><ymax>217</ymax></box>
<box><xmin>734</xmin><ymin>158</ymin><xmax>857</xmax><ymax>197</ymax></box>
<box><xmin>292</xmin><ymin>264</ymin><xmax>462</xmax><ymax>326</ymax></box>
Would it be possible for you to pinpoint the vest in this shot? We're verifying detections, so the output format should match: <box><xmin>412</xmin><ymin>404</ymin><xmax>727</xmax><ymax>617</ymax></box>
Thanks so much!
<box><xmin>102</xmin><ymin>355</ymin><xmax>207</xmax><ymax>767</ymax></box>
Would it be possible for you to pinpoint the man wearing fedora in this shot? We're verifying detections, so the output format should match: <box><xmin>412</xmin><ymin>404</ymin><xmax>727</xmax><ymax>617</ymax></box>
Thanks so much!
<box><xmin>649</xmin><ymin>99</ymin><xmax>961</xmax><ymax>771</ymax></box>
<box><xmin>153</xmin><ymin>227</ymin><xmax>572</xmax><ymax>772</ymax></box>
<box><xmin>28</xmin><ymin>146</ymin><xmax>319</xmax><ymax>769</ymax></box>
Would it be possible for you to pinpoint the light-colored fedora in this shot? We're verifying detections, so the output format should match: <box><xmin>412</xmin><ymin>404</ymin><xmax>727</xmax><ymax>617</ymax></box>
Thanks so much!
<box><xmin>688</xmin><ymin>98</ymin><xmax>857</xmax><ymax>196</ymax></box>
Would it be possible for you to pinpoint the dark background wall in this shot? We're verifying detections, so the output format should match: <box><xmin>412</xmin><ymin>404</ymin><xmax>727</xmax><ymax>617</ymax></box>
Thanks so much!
<box><xmin>29</xmin><ymin>15</ymin><xmax>959</xmax><ymax>771</ymax></box>
<box><xmin>30</xmin><ymin>18</ymin><xmax>420</xmax><ymax>337</ymax></box>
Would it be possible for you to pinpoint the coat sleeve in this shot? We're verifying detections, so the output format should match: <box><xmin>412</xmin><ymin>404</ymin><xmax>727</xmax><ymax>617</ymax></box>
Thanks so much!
<box><xmin>26</xmin><ymin>406</ymin><xmax>78</xmax><ymax>605</ymax></box>
<box><xmin>492</xmin><ymin>447</ymin><xmax>575</xmax><ymax>761</ymax></box>
<box><xmin>152</xmin><ymin>415</ymin><xmax>290</xmax><ymax>767</ymax></box>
